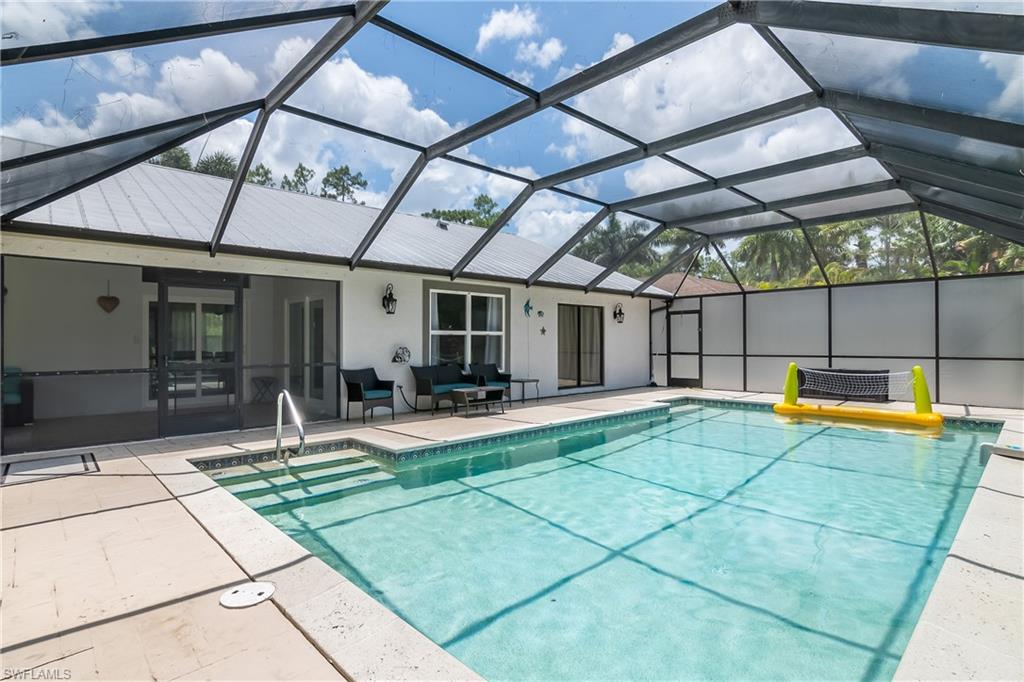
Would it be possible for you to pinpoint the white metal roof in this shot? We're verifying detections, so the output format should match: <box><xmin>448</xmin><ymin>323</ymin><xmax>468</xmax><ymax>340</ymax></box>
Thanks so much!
<box><xmin>16</xmin><ymin>159</ymin><xmax>668</xmax><ymax>296</ymax></box>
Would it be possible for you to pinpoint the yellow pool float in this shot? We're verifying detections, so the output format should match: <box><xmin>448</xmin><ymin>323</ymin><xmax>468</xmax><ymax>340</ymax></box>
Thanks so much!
<box><xmin>773</xmin><ymin>363</ymin><xmax>943</xmax><ymax>430</ymax></box>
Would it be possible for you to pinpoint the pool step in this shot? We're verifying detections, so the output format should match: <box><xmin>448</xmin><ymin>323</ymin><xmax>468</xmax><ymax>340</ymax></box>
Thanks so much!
<box><xmin>208</xmin><ymin>449</ymin><xmax>364</xmax><ymax>485</ymax></box>
<box><xmin>225</xmin><ymin>460</ymin><xmax>381</xmax><ymax>499</ymax></box>
<box><xmin>245</xmin><ymin>469</ymin><xmax>396</xmax><ymax>513</ymax></box>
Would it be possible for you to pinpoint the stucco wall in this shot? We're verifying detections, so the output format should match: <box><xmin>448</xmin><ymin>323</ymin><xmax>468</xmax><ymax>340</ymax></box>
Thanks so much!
<box><xmin>2</xmin><ymin>233</ymin><xmax>652</xmax><ymax>422</ymax></box>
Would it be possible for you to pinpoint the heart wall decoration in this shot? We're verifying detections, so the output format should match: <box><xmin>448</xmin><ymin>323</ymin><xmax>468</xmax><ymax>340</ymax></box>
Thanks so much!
<box><xmin>97</xmin><ymin>280</ymin><xmax>120</xmax><ymax>313</ymax></box>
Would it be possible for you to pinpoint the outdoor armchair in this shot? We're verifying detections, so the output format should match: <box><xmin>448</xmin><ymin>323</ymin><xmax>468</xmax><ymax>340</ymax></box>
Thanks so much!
<box><xmin>341</xmin><ymin>368</ymin><xmax>394</xmax><ymax>423</ymax></box>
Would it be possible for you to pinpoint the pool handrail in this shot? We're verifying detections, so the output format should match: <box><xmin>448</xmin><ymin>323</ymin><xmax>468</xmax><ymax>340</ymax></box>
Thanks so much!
<box><xmin>275</xmin><ymin>389</ymin><xmax>306</xmax><ymax>465</ymax></box>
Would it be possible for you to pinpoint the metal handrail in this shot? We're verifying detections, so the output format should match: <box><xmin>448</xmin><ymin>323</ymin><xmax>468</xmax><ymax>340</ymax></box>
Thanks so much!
<box><xmin>275</xmin><ymin>389</ymin><xmax>306</xmax><ymax>465</ymax></box>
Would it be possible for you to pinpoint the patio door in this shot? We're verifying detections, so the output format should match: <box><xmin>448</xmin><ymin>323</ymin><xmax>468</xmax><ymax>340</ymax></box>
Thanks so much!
<box><xmin>668</xmin><ymin>310</ymin><xmax>701</xmax><ymax>387</ymax></box>
<box><xmin>156</xmin><ymin>272</ymin><xmax>243</xmax><ymax>436</ymax></box>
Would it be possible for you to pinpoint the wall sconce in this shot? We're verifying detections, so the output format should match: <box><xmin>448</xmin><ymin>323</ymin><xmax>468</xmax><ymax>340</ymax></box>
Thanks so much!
<box><xmin>382</xmin><ymin>283</ymin><xmax>397</xmax><ymax>315</ymax></box>
<box><xmin>613</xmin><ymin>303</ymin><xmax>625</xmax><ymax>324</ymax></box>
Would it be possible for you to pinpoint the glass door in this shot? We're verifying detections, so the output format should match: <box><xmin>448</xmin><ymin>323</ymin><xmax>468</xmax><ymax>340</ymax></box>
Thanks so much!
<box><xmin>157</xmin><ymin>278</ymin><xmax>242</xmax><ymax>436</ymax></box>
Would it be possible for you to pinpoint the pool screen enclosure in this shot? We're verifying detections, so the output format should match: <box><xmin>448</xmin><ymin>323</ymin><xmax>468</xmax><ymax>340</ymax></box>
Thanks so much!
<box><xmin>1</xmin><ymin>1</ymin><xmax>1019</xmax><ymax>295</ymax></box>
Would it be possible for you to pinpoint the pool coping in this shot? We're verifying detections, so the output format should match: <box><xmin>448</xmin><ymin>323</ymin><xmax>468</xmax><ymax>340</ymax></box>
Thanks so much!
<box><xmin>146</xmin><ymin>391</ymin><xmax>1020</xmax><ymax>681</ymax></box>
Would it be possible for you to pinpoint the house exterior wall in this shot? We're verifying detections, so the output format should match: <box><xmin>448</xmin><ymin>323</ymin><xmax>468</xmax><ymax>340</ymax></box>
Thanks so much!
<box><xmin>1</xmin><ymin>232</ymin><xmax>652</xmax><ymax>428</ymax></box>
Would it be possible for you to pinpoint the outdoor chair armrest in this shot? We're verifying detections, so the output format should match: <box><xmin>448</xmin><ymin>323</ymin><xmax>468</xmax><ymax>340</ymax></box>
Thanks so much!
<box><xmin>343</xmin><ymin>380</ymin><xmax>366</xmax><ymax>401</ymax></box>
<box><xmin>497</xmin><ymin>371</ymin><xmax>512</xmax><ymax>383</ymax></box>
<box><xmin>414</xmin><ymin>377</ymin><xmax>433</xmax><ymax>396</ymax></box>
<box><xmin>375</xmin><ymin>379</ymin><xmax>395</xmax><ymax>392</ymax></box>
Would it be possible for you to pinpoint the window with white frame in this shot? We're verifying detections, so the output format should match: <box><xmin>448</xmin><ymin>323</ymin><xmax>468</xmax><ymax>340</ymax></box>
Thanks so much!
<box><xmin>429</xmin><ymin>290</ymin><xmax>505</xmax><ymax>369</ymax></box>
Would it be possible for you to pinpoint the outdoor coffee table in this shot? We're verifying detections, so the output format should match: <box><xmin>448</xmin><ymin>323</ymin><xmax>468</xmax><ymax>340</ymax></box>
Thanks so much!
<box><xmin>451</xmin><ymin>387</ymin><xmax>507</xmax><ymax>417</ymax></box>
<box><xmin>510</xmin><ymin>378</ymin><xmax>540</xmax><ymax>405</ymax></box>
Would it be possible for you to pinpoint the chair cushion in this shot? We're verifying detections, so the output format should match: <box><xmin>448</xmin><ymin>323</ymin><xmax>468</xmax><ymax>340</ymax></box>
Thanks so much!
<box><xmin>485</xmin><ymin>381</ymin><xmax>509</xmax><ymax>389</ymax></box>
<box><xmin>3</xmin><ymin>391</ymin><xmax>21</xmax><ymax>405</ymax></box>
<box><xmin>363</xmin><ymin>389</ymin><xmax>391</xmax><ymax>400</ymax></box>
<box><xmin>432</xmin><ymin>382</ymin><xmax>476</xmax><ymax>394</ymax></box>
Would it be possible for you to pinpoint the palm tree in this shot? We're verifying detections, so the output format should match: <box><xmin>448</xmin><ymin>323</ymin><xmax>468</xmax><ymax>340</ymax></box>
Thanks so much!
<box><xmin>572</xmin><ymin>213</ymin><xmax>660</xmax><ymax>276</ymax></box>
<box><xmin>730</xmin><ymin>229</ymin><xmax>807</xmax><ymax>285</ymax></box>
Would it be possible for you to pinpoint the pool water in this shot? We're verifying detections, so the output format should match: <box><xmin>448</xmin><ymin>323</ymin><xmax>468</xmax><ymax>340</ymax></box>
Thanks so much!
<box><xmin>252</xmin><ymin>406</ymin><xmax>993</xmax><ymax>680</ymax></box>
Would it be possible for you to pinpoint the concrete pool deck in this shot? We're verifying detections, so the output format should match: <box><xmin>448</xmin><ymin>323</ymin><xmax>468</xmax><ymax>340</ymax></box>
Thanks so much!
<box><xmin>2</xmin><ymin>387</ymin><xmax>1021</xmax><ymax>680</ymax></box>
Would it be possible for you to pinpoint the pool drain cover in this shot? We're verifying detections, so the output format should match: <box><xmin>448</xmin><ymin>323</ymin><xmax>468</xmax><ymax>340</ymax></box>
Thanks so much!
<box><xmin>219</xmin><ymin>581</ymin><xmax>275</xmax><ymax>608</ymax></box>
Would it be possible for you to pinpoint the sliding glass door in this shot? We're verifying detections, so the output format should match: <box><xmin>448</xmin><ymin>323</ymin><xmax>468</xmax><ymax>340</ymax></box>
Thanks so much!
<box><xmin>558</xmin><ymin>304</ymin><xmax>604</xmax><ymax>388</ymax></box>
<box><xmin>156</xmin><ymin>277</ymin><xmax>242</xmax><ymax>436</ymax></box>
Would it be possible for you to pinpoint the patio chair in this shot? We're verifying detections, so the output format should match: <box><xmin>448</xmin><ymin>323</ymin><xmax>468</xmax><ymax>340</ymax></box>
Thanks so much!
<box><xmin>470</xmin><ymin>363</ymin><xmax>512</xmax><ymax>406</ymax></box>
<box><xmin>341</xmin><ymin>368</ymin><xmax>395</xmax><ymax>423</ymax></box>
<box><xmin>410</xmin><ymin>363</ymin><xmax>476</xmax><ymax>414</ymax></box>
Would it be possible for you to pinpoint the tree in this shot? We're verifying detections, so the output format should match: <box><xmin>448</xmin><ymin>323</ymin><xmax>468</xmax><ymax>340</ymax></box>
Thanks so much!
<box><xmin>927</xmin><ymin>216</ymin><xmax>1024</xmax><ymax>276</ymax></box>
<box><xmin>729</xmin><ymin>229</ymin><xmax>809</xmax><ymax>287</ymax></box>
<box><xmin>572</xmin><ymin>213</ymin><xmax>660</xmax><ymax>277</ymax></box>
<box><xmin>246</xmin><ymin>162</ymin><xmax>275</xmax><ymax>187</ymax></box>
<box><xmin>150</xmin><ymin>146</ymin><xmax>192</xmax><ymax>170</ymax></box>
<box><xmin>193</xmin><ymin>151</ymin><xmax>238</xmax><ymax>179</ymax></box>
<box><xmin>281</xmin><ymin>163</ymin><xmax>315</xmax><ymax>194</ymax></box>
<box><xmin>320</xmin><ymin>164</ymin><xmax>367</xmax><ymax>202</ymax></box>
<box><xmin>422</xmin><ymin>194</ymin><xmax>499</xmax><ymax>227</ymax></box>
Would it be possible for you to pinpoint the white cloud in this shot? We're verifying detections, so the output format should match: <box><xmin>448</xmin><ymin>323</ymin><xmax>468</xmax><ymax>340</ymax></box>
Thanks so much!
<box><xmin>1</xmin><ymin>1</ymin><xmax>113</xmax><ymax>44</ymax></box>
<box><xmin>980</xmin><ymin>51</ymin><xmax>1023</xmax><ymax>120</ymax></box>
<box><xmin>515</xmin><ymin>38</ymin><xmax>565</xmax><ymax>69</ymax></box>
<box><xmin>475</xmin><ymin>4</ymin><xmax>540</xmax><ymax>52</ymax></box>
<box><xmin>510</xmin><ymin>192</ymin><xmax>597</xmax><ymax>247</ymax></box>
<box><xmin>623</xmin><ymin>159</ymin><xmax>701</xmax><ymax>196</ymax></box>
<box><xmin>506</xmin><ymin>69</ymin><xmax>535</xmax><ymax>87</ymax></box>
<box><xmin>603</xmin><ymin>32</ymin><xmax>636</xmax><ymax>59</ymax></box>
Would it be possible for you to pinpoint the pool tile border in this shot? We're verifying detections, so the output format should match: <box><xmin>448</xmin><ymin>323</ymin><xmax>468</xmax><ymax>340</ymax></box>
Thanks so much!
<box><xmin>190</xmin><ymin>405</ymin><xmax>670</xmax><ymax>471</ymax></box>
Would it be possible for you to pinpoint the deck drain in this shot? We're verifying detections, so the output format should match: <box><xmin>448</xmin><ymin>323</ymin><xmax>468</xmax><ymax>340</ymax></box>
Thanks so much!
<box><xmin>219</xmin><ymin>581</ymin><xmax>275</xmax><ymax>608</ymax></box>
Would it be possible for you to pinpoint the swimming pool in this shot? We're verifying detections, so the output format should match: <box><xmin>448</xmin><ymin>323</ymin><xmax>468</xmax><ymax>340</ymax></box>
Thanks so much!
<box><xmin>222</xmin><ymin>405</ymin><xmax>994</xmax><ymax>680</ymax></box>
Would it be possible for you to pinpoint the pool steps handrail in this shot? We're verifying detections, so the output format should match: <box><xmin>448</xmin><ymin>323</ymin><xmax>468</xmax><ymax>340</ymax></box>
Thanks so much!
<box><xmin>275</xmin><ymin>389</ymin><xmax>306</xmax><ymax>465</ymax></box>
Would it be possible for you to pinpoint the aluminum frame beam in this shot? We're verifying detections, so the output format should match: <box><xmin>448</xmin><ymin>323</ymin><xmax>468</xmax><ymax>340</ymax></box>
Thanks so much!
<box><xmin>534</xmin><ymin>93</ymin><xmax>819</xmax><ymax>190</ymax></box>
<box><xmin>732</xmin><ymin>0</ymin><xmax>1024</xmax><ymax>54</ymax></box>
<box><xmin>450</xmin><ymin>186</ymin><xmax>536</xmax><ymax>279</ymax></box>
<box><xmin>523</xmin><ymin>145</ymin><xmax>864</xmax><ymax>286</ymax></box>
<box><xmin>711</xmin><ymin>202</ymin><xmax>918</xmax><ymax>241</ymax></box>
<box><xmin>587</xmin><ymin>179</ymin><xmax>907</xmax><ymax>290</ymax></box>
<box><xmin>671</xmin><ymin>248</ymin><xmax>702</xmax><ymax>297</ymax></box>
<box><xmin>920</xmin><ymin>201</ymin><xmax>1024</xmax><ymax>246</ymax></box>
<box><xmin>870</xmin><ymin>144</ymin><xmax>1024</xmax><ymax>197</ymax></box>
<box><xmin>2</xmin><ymin>104</ymin><xmax>255</xmax><ymax>222</ymax></box>
<box><xmin>900</xmin><ymin>178</ymin><xmax>1022</xmax><ymax>226</ymax></box>
<box><xmin>633</xmin><ymin>239</ymin><xmax>707</xmax><ymax>296</ymax></box>
<box><xmin>893</xmin><ymin>165</ymin><xmax>1022</xmax><ymax>209</ymax></box>
<box><xmin>663</xmin><ymin>179</ymin><xmax>899</xmax><ymax>230</ymax></box>
<box><xmin>0</xmin><ymin>4</ymin><xmax>357</xmax><ymax>66</ymax></box>
<box><xmin>526</xmin><ymin>208</ymin><xmax>611</xmax><ymax>286</ymax></box>
<box><xmin>823</xmin><ymin>90</ymin><xmax>1022</xmax><ymax>147</ymax></box>
<box><xmin>209</xmin><ymin>0</ymin><xmax>384</xmax><ymax>255</ymax></box>
<box><xmin>349</xmin><ymin>4</ymin><xmax>735</xmax><ymax>270</ymax></box>
<box><xmin>2</xmin><ymin>100</ymin><xmax>263</xmax><ymax>170</ymax></box>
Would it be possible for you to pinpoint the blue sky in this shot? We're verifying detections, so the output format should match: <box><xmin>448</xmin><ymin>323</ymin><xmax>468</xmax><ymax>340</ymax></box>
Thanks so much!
<box><xmin>2</xmin><ymin>1</ymin><xmax>1020</xmax><ymax>247</ymax></box>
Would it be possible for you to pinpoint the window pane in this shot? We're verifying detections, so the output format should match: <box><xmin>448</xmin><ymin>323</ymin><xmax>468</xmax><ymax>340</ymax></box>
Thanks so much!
<box><xmin>716</xmin><ymin>229</ymin><xmax>825</xmax><ymax>290</ymax></box>
<box><xmin>579</xmin><ymin>306</ymin><xmax>603</xmax><ymax>386</ymax></box>
<box><xmin>471</xmin><ymin>296</ymin><xmax>503</xmax><ymax>332</ymax></box>
<box><xmin>431</xmin><ymin>292</ymin><xmax>466</xmax><ymax>331</ymax></box>
<box><xmin>806</xmin><ymin>212</ymin><xmax>934</xmax><ymax>283</ymax></box>
<box><xmin>430</xmin><ymin>335</ymin><xmax>465</xmax><ymax>366</ymax></box>
<box><xmin>558</xmin><ymin>305</ymin><xmax>579</xmax><ymax>388</ymax></box>
<box><xmin>470</xmin><ymin>336</ymin><xmax>502</xmax><ymax>367</ymax></box>
<box><xmin>926</xmin><ymin>214</ymin><xmax>1024</xmax><ymax>277</ymax></box>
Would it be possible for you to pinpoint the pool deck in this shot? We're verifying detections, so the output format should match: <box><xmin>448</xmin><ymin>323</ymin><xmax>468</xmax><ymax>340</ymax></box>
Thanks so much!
<box><xmin>2</xmin><ymin>387</ymin><xmax>1021</xmax><ymax>681</ymax></box>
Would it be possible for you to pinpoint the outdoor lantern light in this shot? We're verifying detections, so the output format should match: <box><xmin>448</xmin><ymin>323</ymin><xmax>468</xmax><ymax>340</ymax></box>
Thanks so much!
<box><xmin>382</xmin><ymin>283</ymin><xmax>397</xmax><ymax>315</ymax></box>
<box><xmin>613</xmin><ymin>303</ymin><xmax>625</xmax><ymax>324</ymax></box>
